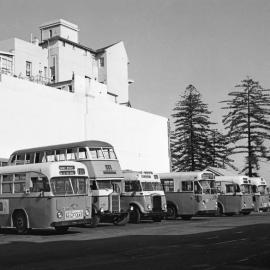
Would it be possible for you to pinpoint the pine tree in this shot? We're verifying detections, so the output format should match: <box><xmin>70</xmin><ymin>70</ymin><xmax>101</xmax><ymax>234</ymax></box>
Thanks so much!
<box><xmin>221</xmin><ymin>78</ymin><xmax>270</xmax><ymax>176</ymax></box>
<box><xmin>171</xmin><ymin>85</ymin><xmax>214</xmax><ymax>171</ymax></box>
<box><xmin>207</xmin><ymin>129</ymin><xmax>236</xmax><ymax>170</ymax></box>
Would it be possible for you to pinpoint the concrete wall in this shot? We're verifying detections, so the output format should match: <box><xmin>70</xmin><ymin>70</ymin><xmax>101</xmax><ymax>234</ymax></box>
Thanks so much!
<box><xmin>106</xmin><ymin>42</ymin><xmax>129</xmax><ymax>104</ymax></box>
<box><xmin>0</xmin><ymin>74</ymin><xmax>170</xmax><ymax>173</ymax></box>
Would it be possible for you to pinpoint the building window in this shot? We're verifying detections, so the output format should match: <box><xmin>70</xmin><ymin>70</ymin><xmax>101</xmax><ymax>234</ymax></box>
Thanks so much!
<box><xmin>99</xmin><ymin>57</ymin><xmax>104</xmax><ymax>67</ymax></box>
<box><xmin>26</xmin><ymin>61</ymin><xmax>32</xmax><ymax>77</ymax></box>
<box><xmin>49</xmin><ymin>30</ymin><xmax>52</xmax><ymax>38</ymax></box>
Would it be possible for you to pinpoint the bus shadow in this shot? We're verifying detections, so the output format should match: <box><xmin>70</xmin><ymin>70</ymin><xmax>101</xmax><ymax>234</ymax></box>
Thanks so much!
<box><xmin>0</xmin><ymin>223</ymin><xmax>270</xmax><ymax>270</ymax></box>
<box><xmin>0</xmin><ymin>227</ymin><xmax>81</xmax><ymax>236</ymax></box>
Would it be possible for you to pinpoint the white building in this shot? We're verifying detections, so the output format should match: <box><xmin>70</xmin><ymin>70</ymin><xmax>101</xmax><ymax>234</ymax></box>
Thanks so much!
<box><xmin>0</xmin><ymin>19</ymin><xmax>170</xmax><ymax>173</ymax></box>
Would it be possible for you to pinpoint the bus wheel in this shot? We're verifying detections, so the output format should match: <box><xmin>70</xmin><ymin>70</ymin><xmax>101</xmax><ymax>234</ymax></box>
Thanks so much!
<box><xmin>181</xmin><ymin>215</ymin><xmax>192</xmax><ymax>220</ymax></box>
<box><xmin>242</xmin><ymin>211</ymin><xmax>251</xmax><ymax>215</ymax></box>
<box><xmin>13</xmin><ymin>211</ymin><xmax>28</xmax><ymax>234</ymax></box>
<box><xmin>129</xmin><ymin>207</ymin><xmax>141</xmax><ymax>224</ymax></box>
<box><xmin>55</xmin><ymin>226</ymin><xmax>69</xmax><ymax>233</ymax></box>
<box><xmin>166</xmin><ymin>205</ymin><xmax>177</xmax><ymax>220</ymax></box>
<box><xmin>113</xmin><ymin>213</ymin><xmax>129</xmax><ymax>226</ymax></box>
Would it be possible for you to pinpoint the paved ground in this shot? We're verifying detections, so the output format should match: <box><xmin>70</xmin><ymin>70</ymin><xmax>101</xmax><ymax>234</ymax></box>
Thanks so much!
<box><xmin>1</xmin><ymin>212</ymin><xmax>270</xmax><ymax>269</ymax></box>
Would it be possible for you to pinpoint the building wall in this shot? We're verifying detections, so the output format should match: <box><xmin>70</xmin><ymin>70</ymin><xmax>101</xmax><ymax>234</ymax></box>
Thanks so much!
<box><xmin>0</xmin><ymin>74</ymin><xmax>170</xmax><ymax>173</ymax></box>
<box><xmin>106</xmin><ymin>42</ymin><xmax>129</xmax><ymax>104</ymax></box>
<box><xmin>0</xmin><ymin>38</ymin><xmax>48</xmax><ymax>78</ymax></box>
<box><xmin>57</xmin><ymin>41</ymin><xmax>95</xmax><ymax>82</ymax></box>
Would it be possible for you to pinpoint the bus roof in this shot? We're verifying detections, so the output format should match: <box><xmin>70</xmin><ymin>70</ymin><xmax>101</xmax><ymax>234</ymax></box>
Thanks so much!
<box><xmin>123</xmin><ymin>170</ymin><xmax>160</xmax><ymax>182</ymax></box>
<box><xmin>249</xmin><ymin>177</ymin><xmax>267</xmax><ymax>186</ymax></box>
<box><xmin>215</xmin><ymin>175</ymin><xmax>250</xmax><ymax>185</ymax></box>
<box><xmin>159</xmin><ymin>171</ymin><xmax>215</xmax><ymax>181</ymax></box>
<box><xmin>10</xmin><ymin>140</ymin><xmax>114</xmax><ymax>155</ymax></box>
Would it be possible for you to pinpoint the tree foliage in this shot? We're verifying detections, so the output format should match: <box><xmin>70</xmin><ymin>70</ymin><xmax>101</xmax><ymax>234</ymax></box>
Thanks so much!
<box><xmin>221</xmin><ymin>78</ymin><xmax>270</xmax><ymax>176</ymax></box>
<box><xmin>171</xmin><ymin>85</ymin><xmax>214</xmax><ymax>171</ymax></box>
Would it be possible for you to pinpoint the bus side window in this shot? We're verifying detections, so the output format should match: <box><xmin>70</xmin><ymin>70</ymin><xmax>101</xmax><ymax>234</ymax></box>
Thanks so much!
<box><xmin>67</xmin><ymin>148</ymin><xmax>76</xmax><ymax>160</ymax></box>
<box><xmin>2</xmin><ymin>174</ymin><xmax>13</xmax><ymax>193</ymax></box>
<box><xmin>46</xmin><ymin>150</ymin><xmax>55</xmax><ymax>162</ymax></box>
<box><xmin>10</xmin><ymin>155</ymin><xmax>16</xmax><ymax>165</ymax></box>
<box><xmin>182</xmin><ymin>181</ymin><xmax>193</xmax><ymax>192</ymax></box>
<box><xmin>90</xmin><ymin>180</ymin><xmax>98</xmax><ymax>190</ymax></box>
<box><xmin>56</xmin><ymin>149</ymin><xmax>66</xmax><ymax>161</ymax></box>
<box><xmin>124</xmin><ymin>181</ymin><xmax>132</xmax><ymax>192</ymax></box>
<box><xmin>161</xmin><ymin>179</ymin><xmax>174</xmax><ymax>192</ymax></box>
<box><xmin>16</xmin><ymin>154</ymin><xmax>25</xmax><ymax>165</ymax></box>
<box><xmin>194</xmin><ymin>181</ymin><xmax>202</xmax><ymax>194</ymax></box>
<box><xmin>78</xmin><ymin>148</ymin><xmax>87</xmax><ymax>160</ymax></box>
<box><xmin>30</xmin><ymin>177</ymin><xmax>50</xmax><ymax>192</ymax></box>
<box><xmin>14</xmin><ymin>173</ymin><xmax>26</xmax><ymax>193</ymax></box>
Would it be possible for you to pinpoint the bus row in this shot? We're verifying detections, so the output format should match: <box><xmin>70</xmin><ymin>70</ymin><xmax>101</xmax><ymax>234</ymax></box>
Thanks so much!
<box><xmin>0</xmin><ymin>140</ymin><xmax>268</xmax><ymax>234</ymax></box>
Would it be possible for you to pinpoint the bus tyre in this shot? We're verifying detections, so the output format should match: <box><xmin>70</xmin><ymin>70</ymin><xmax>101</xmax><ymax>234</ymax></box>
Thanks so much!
<box><xmin>113</xmin><ymin>213</ymin><xmax>129</xmax><ymax>226</ymax></box>
<box><xmin>166</xmin><ymin>205</ymin><xmax>177</xmax><ymax>220</ymax></box>
<box><xmin>180</xmin><ymin>215</ymin><xmax>192</xmax><ymax>220</ymax></box>
<box><xmin>55</xmin><ymin>226</ymin><xmax>69</xmax><ymax>233</ymax></box>
<box><xmin>129</xmin><ymin>207</ymin><xmax>141</xmax><ymax>224</ymax></box>
<box><xmin>242</xmin><ymin>211</ymin><xmax>251</xmax><ymax>215</ymax></box>
<box><xmin>13</xmin><ymin>211</ymin><xmax>28</xmax><ymax>234</ymax></box>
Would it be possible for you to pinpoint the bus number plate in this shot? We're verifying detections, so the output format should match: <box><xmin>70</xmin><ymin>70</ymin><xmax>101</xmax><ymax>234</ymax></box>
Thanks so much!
<box><xmin>65</xmin><ymin>210</ymin><xmax>83</xmax><ymax>220</ymax></box>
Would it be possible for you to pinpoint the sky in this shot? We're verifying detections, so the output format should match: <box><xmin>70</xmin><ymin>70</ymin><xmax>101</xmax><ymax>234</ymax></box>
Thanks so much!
<box><xmin>0</xmin><ymin>0</ymin><xmax>270</xmax><ymax>177</ymax></box>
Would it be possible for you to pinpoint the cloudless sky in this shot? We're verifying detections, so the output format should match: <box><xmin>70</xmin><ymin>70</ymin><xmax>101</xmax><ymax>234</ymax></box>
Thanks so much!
<box><xmin>1</xmin><ymin>0</ymin><xmax>270</xmax><ymax>176</ymax></box>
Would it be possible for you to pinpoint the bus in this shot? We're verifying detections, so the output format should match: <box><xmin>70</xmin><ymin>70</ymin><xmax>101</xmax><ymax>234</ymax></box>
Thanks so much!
<box><xmin>8</xmin><ymin>140</ymin><xmax>129</xmax><ymax>227</ymax></box>
<box><xmin>0</xmin><ymin>161</ymin><xmax>91</xmax><ymax>234</ymax></box>
<box><xmin>120</xmin><ymin>171</ymin><xmax>167</xmax><ymax>223</ymax></box>
<box><xmin>159</xmin><ymin>172</ymin><xmax>218</xmax><ymax>220</ymax></box>
<box><xmin>215</xmin><ymin>175</ymin><xmax>254</xmax><ymax>215</ymax></box>
<box><xmin>250</xmin><ymin>177</ymin><xmax>270</xmax><ymax>212</ymax></box>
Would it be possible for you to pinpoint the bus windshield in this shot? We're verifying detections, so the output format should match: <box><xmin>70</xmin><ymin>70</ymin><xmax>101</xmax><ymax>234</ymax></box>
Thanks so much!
<box><xmin>97</xmin><ymin>181</ymin><xmax>113</xmax><ymax>190</ymax></box>
<box><xmin>50</xmin><ymin>177</ymin><xmax>87</xmax><ymax>195</ymax></box>
<box><xmin>141</xmin><ymin>182</ymin><xmax>154</xmax><ymax>191</ymax></box>
<box><xmin>152</xmin><ymin>182</ymin><xmax>163</xmax><ymax>191</ymax></box>
<box><xmin>199</xmin><ymin>180</ymin><xmax>216</xmax><ymax>194</ymax></box>
<box><xmin>258</xmin><ymin>185</ymin><xmax>267</xmax><ymax>195</ymax></box>
<box><xmin>240</xmin><ymin>184</ymin><xmax>252</xmax><ymax>194</ymax></box>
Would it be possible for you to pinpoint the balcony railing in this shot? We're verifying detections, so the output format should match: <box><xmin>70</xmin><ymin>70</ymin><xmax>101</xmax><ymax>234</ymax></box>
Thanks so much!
<box><xmin>0</xmin><ymin>68</ymin><xmax>51</xmax><ymax>85</ymax></box>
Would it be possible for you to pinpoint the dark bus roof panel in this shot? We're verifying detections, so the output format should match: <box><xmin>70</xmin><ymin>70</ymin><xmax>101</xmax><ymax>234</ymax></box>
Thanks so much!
<box><xmin>10</xmin><ymin>140</ymin><xmax>114</xmax><ymax>155</ymax></box>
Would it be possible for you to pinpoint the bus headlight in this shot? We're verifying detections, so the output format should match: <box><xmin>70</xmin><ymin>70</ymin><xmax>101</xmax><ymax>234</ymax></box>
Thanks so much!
<box><xmin>163</xmin><ymin>204</ymin><xmax>167</xmax><ymax>210</ymax></box>
<box><xmin>147</xmin><ymin>204</ymin><xmax>152</xmax><ymax>210</ymax></box>
<box><xmin>85</xmin><ymin>209</ymin><xmax>90</xmax><ymax>216</ymax></box>
<box><xmin>57</xmin><ymin>211</ymin><xmax>63</xmax><ymax>219</ymax></box>
<box><xmin>100</xmin><ymin>207</ymin><xmax>104</xmax><ymax>213</ymax></box>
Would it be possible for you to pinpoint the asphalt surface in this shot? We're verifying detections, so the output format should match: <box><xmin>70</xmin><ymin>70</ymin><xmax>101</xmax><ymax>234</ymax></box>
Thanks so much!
<box><xmin>1</xmin><ymin>212</ymin><xmax>270</xmax><ymax>270</ymax></box>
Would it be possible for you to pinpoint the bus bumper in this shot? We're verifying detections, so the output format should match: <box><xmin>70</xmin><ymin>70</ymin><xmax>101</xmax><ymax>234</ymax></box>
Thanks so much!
<box><xmin>100</xmin><ymin>211</ymin><xmax>129</xmax><ymax>223</ymax></box>
<box><xmin>141</xmin><ymin>210</ymin><xmax>166</xmax><ymax>219</ymax></box>
<box><xmin>196</xmin><ymin>210</ymin><xmax>217</xmax><ymax>216</ymax></box>
<box><xmin>51</xmin><ymin>218</ymin><xmax>91</xmax><ymax>227</ymax></box>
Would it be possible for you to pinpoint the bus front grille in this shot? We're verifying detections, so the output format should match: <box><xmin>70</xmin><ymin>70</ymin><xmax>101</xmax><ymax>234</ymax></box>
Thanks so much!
<box><xmin>152</xmin><ymin>195</ymin><xmax>162</xmax><ymax>212</ymax></box>
<box><xmin>111</xmin><ymin>195</ymin><xmax>120</xmax><ymax>212</ymax></box>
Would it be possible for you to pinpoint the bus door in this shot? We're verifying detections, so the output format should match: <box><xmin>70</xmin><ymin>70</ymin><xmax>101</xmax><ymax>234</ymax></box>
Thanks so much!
<box><xmin>222</xmin><ymin>184</ymin><xmax>241</xmax><ymax>214</ymax></box>
<box><xmin>178</xmin><ymin>180</ymin><xmax>196</xmax><ymax>215</ymax></box>
<box><xmin>25</xmin><ymin>173</ymin><xmax>53</xmax><ymax>228</ymax></box>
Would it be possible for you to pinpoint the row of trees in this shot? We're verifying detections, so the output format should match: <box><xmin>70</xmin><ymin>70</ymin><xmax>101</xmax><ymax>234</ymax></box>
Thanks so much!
<box><xmin>170</xmin><ymin>78</ymin><xmax>270</xmax><ymax>177</ymax></box>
